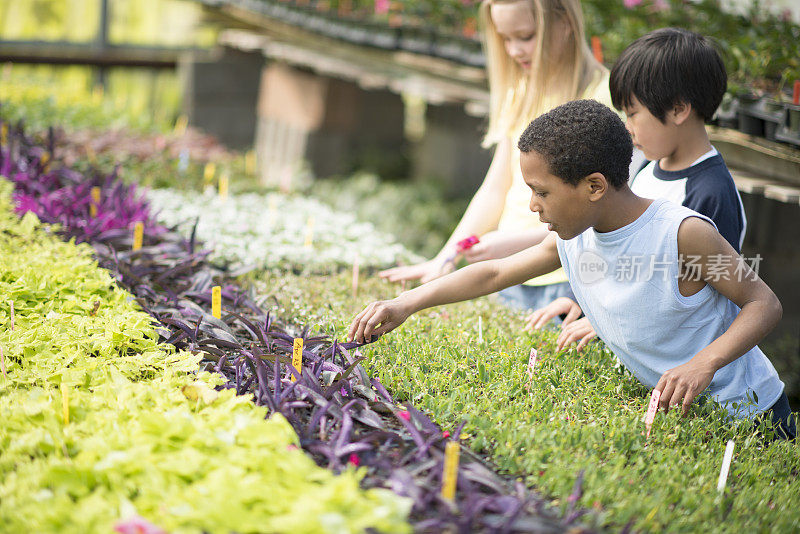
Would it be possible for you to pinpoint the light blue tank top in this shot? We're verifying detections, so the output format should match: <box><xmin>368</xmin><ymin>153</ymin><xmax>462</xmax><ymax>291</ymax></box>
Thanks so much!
<box><xmin>556</xmin><ymin>198</ymin><xmax>783</xmax><ymax>419</ymax></box>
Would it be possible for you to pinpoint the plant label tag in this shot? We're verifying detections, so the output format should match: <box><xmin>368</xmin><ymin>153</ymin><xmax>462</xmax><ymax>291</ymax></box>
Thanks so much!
<box><xmin>211</xmin><ymin>286</ymin><xmax>221</xmax><ymax>319</ymax></box>
<box><xmin>1</xmin><ymin>123</ymin><xmax>7</xmax><ymax>145</ymax></box>
<box><xmin>794</xmin><ymin>80</ymin><xmax>800</xmax><ymax>106</ymax></box>
<box><xmin>526</xmin><ymin>348</ymin><xmax>538</xmax><ymax>391</ymax></box>
<box><xmin>717</xmin><ymin>440</ymin><xmax>735</xmax><ymax>492</ymax></box>
<box><xmin>304</xmin><ymin>216</ymin><xmax>315</xmax><ymax>248</ymax></box>
<box><xmin>245</xmin><ymin>150</ymin><xmax>256</xmax><ymax>175</ymax></box>
<box><xmin>62</xmin><ymin>385</ymin><xmax>69</xmax><ymax>425</ymax></box>
<box><xmin>291</xmin><ymin>338</ymin><xmax>303</xmax><ymax>382</ymax></box>
<box><xmin>219</xmin><ymin>172</ymin><xmax>229</xmax><ymax>200</ymax></box>
<box><xmin>352</xmin><ymin>257</ymin><xmax>360</xmax><ymax>296</ymax></box>
<box><xmin>174</xmin><ymin>114</ymin><xmax>188</xmax><ymax>137</ymax></box>
<box><xmin>9</xmin><ymin>300</ymin><xmax>14</xmax><ymax>331</ymax></box>
<box><xmin>132</xmin><ymin>222</ymin><xmax>144</xmax><ymax>251</ymax></box>
<box><xmin>41</xmin><ymin>151</ymin><xmax>51</xmax><ymax>172</ymax></box>
<box><xmin>204</xmin><ymin>162</ymin><xmax>216</xmax><ymax>185</ymax></box>
<box><xmin>90</xmin><ymin>187</ymin><xmax>101</xmax><ymax>217</ymax></box>
<box><xmin>644</xmin><ymin>389</ymin><xmax>661</xmax><ymax>438</ymax></box>
<box><xmin>441</xmin><ymin>441</ymin><xmax>460</xmax><ymax>502</ymax></box>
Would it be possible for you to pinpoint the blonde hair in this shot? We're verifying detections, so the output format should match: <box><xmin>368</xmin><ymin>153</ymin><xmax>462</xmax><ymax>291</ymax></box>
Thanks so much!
<box><xmin>479</xmin><ymin>0</ymin><xmax>604</xmax><ymax>148</ymax></box>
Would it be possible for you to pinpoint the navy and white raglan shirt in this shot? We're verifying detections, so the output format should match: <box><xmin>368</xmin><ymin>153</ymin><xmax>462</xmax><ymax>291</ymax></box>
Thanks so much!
<box><xmin>630</xmin><ymin>148</ymin><xmax>746</xmax><ymax>252</ymax></box>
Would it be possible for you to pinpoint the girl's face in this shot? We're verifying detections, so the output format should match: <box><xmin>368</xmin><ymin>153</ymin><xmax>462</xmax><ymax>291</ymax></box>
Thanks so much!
<box><xmin>490</xmin><ymin>1</ymin><xmax>538</xmax><ymax>70</ymax></box>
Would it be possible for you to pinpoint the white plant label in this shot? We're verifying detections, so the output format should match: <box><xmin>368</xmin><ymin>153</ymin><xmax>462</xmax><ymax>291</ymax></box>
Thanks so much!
<box><xmin>717</xmin><ymin>440</ymin><xmax>735</xmax><ymax>492</ymax></box>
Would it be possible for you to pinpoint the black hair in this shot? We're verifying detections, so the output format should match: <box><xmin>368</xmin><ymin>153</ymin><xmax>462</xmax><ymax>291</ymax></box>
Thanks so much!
<box><xmin>609</xmin><ymin>27</ymin><xmax>727</xmax><ymax>123</ymax></box>
<box><xmin>517</xmin><ymin>99</ymin><xmax>632</xmax><ymax>189</ymax></box>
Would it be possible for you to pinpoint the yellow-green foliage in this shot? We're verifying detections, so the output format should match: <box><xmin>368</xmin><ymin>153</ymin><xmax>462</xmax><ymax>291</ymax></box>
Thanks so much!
<box><xmin>0</xmin><ymin>181</ymin><xmax>411</xmax><ymax>533</ymax></box>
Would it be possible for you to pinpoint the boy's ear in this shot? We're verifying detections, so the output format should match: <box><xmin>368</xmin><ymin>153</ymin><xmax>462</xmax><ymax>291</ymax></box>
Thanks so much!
<box><xmin>670</xmin><ymin>101</ymin><xmax>693</xmax><ymax>126</ymax></box>
<box><xmin>585</xmin><ymin>172</ymin><xmax>607</xmax><ymax>201</ymax></box>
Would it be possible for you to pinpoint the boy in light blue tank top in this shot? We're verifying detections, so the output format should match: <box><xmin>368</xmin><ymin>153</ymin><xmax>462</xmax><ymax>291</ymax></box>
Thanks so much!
<box><xmin>348</xmin><ymin>99</ymin><xmax>794</xmax><ymax>440</ymax></box>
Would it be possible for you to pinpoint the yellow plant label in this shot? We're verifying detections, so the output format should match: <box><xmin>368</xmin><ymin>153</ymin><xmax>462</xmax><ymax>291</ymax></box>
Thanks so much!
<box><xmin>204</xmin><ymin>162</ymin><xmax>216</xmax><ymax>184</ymax></box>
<box><xmin>90</xmin><ymin>187</ymin><xmax>101</xmax><ymax>217</ymax></box>
<box><xmin>41</xmin><ymin>151</ymin><xmax>51</xmax><ymax>171</ymax></box>
<box><xmin>61</xmin><ymin>385</ymin><xmax>70</xmax><ymax>425</ymax></box>
<box><xmin>212</xmin><ymin>286</ymin><xmax>222</xmax><ymax>319</ymax></box>
<box><xmin>219</xmin><ymin>172</ymin><xmax>229</xmax><ymax>200</ymax></box>
<box><xmin>291</xmin><ymin>338</ymin><xmax>303</xmax><ymax>382</ymax></box>
<box><xmin>174</xmin><ymin>114</ymin><xmax>188</xmax><ymax>137</ymax></box>
<box><xmin>441</xmin><ymin>441</ymin><xmax>460</xmax><ymax>502</ymax></box>
<box><xmin>268</xmin><ymin>196</ymin><xmax>278</xmax><ymax>226</ymax></box>
<box><xmin>245</xmin><ymin>150</ymin><xmax>256</xmax><ymax>175</ymax></box>
<box><xmin>304</xmin><ymin>216</ymin><xmax>315</xmax><ymax>248</ymax></box>
<box><xmin>132</xmin><ymin>222</ymin><xmax>144</xmax><ymax>251</ymax></box>
<box><xmin>1</xmin><ymin>123</ymin><xmax>7</xmax><ymax>145</ymax></box>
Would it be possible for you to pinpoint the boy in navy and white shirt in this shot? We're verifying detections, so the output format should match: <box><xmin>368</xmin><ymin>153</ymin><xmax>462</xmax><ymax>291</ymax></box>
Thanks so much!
<box><xmin>630</xmin><ymin>149</ymin><xmax>746</xmax><ymax>253</ymax></box>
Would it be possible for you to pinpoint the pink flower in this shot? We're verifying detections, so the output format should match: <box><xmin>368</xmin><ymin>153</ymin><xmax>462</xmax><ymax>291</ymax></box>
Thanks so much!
<box><xmin>456</xmin><ymin>235</ymin><xmax>480</xmax><ymax>253</ymax></box>
<box><xmin>442</xmin><ymin>431</ymin><xmax>450</xmax><ymax>438</ymax></box>
<box><xmin>114</xmin><ymin>516</ymin><xmax>166</xmax><ymax>534</ymax></box>
<box><xmin>623</xmin><ymin>0</ymin><xmax>642</xmax><ymax>8</ymax></box>
<box><xmin>398</xmin><ymin>410</ymin><xmax>411</xmax><ymax>421</ymax></box>
<box><xmin>348</xmin><ymin>453</ymin><xmax>361</xmax><ymax>466</ymax></box>
<box><xmin>374</xmin><ymin>0</ymin><xmax>390</xmax><ymax>15</ymax></box>
<box><xmin>653</xmin><ymin>0</ymin><xmax>668</xmax><ymax>10</ymax></box>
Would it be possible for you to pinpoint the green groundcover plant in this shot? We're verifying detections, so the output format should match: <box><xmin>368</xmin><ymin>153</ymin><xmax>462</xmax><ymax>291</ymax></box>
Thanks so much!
<box><xmin>0</xmin><ymin>181</ymin><xmax>411</xmax><ymax>533</ymax></box>
<box><xmin>250</xmin><ymin>269</ymin><xmax>800</xmax><ymax>533</ymax></box>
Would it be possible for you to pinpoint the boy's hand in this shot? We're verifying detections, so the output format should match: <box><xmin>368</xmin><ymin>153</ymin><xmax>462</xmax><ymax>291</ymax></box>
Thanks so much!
<box><xmin>654</xmin><ymin>358</ymin><xmax>716</xmax><ymax>416</ymax></box>
<box><xmin>525</xmin><ymin>297</ymin><xmax>582</xmax><ymax>331</ymax></box>
<box><xmin>348</xmin><ymin>298</ymin><xmax>412</xmax><ymax>343</ymax></box>
<box><xmin>556</xmin><ymin>317</ymin><xmax>597</xmax><ymax>352</ymax></box>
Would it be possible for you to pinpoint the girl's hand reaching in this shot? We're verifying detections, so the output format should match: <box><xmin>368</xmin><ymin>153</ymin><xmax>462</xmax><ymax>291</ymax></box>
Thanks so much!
<box><xmin>379</xmin><ymin>257</ymin><xmax>455</xmax><ymax>284</ymax></box>
<box><xmin>348</xmin><ymin>298</ymin><xmax>413</xmax><ymax>343</ymax></box>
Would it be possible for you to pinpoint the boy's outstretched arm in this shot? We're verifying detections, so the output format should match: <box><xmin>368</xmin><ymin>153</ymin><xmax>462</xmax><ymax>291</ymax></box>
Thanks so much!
<box><xmin>656</xmin><ymin>217</ymin><xmax>783</xmax><ymax>415</ymax></box>
<box><xmin>348</xmin><ymin>233</ymin><xmax>562</xmax><ymax>343</ymax></box>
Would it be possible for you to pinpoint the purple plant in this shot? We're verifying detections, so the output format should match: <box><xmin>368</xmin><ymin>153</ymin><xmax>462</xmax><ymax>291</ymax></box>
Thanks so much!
<box><xmin>1</xmin><ymin>117</ymin><xmax>597</xmax><ymax>533</ymax></box>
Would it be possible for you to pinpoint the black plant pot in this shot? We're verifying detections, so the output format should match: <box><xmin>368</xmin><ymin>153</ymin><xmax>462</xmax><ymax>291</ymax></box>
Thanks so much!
<box><xmin>399</xmin><ymin>26</ymin><xmax>434</xmax><ymax>55</ymax></box>
<box><xmin>775</xmin><ymin>104</ymin><xmax>800</xmax><ymax>147</ymax></box>
<box><xmin>366</xmin><ymin>23</ymin><xmax>400</xmax><ymax>50</ymax></box>
<box><xmin>737</xmin><ymin>108</ymin><xmax>765</xmax><ymax>137</ymax></box>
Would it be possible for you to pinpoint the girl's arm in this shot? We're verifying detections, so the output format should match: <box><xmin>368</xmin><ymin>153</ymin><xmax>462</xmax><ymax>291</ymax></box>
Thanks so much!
<box><xmin>350</xmin><ymin>232</ymin><xmax>562</xmax><ymax>343</ymax></box>
<box><xmin>655</xmin><ymin>217</ymin><xmax>782</xmax><ymax>414</ymax></box>
<box><xmin>379</xmin><ymin>138</ymin><xmax>513</xmax><ymax>283</ymax></box>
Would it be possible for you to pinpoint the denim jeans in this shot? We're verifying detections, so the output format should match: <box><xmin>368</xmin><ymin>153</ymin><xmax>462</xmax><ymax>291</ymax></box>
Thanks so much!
<box><xmin>761</xmin><ymin>392</ymin><xmax>797</xmax><ymax>441</ymax></box>
<box><xmin>497</xmin><ymin>281</ymin><xmax>574</xmax><ymax>323</ymax></box>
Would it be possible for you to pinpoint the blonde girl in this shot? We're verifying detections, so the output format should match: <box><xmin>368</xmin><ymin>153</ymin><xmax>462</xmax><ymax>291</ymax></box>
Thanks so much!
<box><xmin>381</xmin><ymin>0</ymin><xmax>614</xmax><ymax>312</ymax></box>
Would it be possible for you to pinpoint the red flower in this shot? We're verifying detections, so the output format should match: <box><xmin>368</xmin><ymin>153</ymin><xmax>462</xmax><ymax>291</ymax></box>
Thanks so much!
<box><xmin>442</xmin><ymin>431</ymin><xmax>451</xmax><ymax>438</ymax></box>
<box><xmin>398</xmin><ymin>410</ymin><xmax>411</xmax><ymax>421</ymax></box>
<box><xmin>456</xmin><ymin>235</ymin><xmax>480</xmax><ymax>253</ymax></box>
<box><xmin>348</xmin><ymin>453</ymin><xmax>361</xmax><ymax>466</ymax></box>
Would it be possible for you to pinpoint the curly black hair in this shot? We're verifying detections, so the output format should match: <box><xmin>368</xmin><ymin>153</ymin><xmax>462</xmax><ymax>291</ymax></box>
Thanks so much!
<box><xmin>610</xmin><ymin>28</ymin><xmax>726</xmax><ymax>123</ymax></box>
<box><xmin>517</xmin><ymin>99</ymin><xmax>632</xmax><ymax>189</ymax></box>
